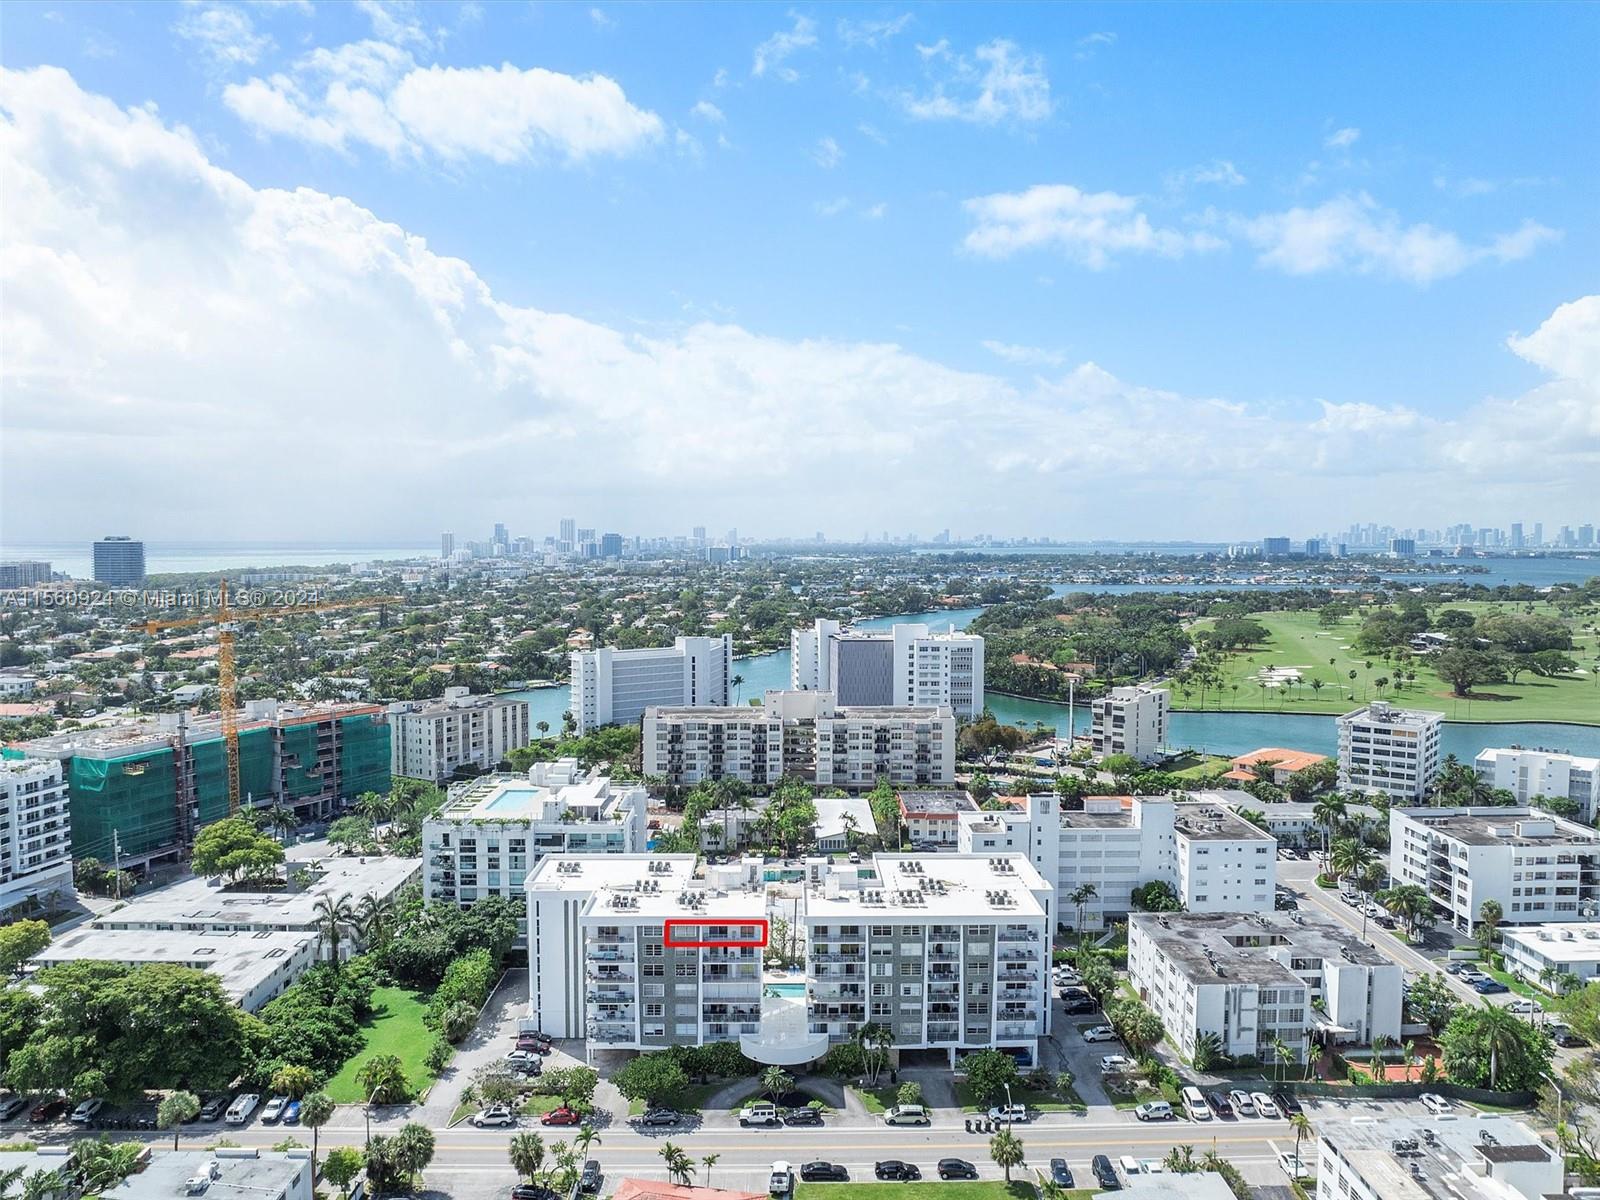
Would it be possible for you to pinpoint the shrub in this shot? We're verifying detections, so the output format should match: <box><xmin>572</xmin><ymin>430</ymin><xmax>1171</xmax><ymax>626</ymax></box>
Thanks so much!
<box><xmin>425</xmin><ymin>949</ymin><xmax>495</xmax><ymax>1030</ymax></box>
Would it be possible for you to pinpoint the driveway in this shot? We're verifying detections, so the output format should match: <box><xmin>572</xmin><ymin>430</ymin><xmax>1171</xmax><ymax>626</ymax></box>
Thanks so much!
<box><xmin>414</xmin><ymin>970</ymin><xmax>531</xmax><ymax>1126</ymax></box>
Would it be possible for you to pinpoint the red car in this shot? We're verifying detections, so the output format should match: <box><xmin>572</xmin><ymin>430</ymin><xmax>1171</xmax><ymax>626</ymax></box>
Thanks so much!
<box><xmin>29</xmin><ymin>1099</ymin><xmax>66</xmax><ymax>1124</ymax></box>
<box><xmin>516</xmin><ymin>1036</ymin><xmax>553</xmax><ymax>1054</ymax></box>
<box><xmin>540</xmin><ymin>1107</ymin><xmax>582</xmax><ymax>1126</ymax></box>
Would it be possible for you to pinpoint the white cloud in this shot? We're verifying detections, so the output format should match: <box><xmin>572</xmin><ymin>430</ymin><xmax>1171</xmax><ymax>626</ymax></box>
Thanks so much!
<box><xmin>1168</xmin><ymin>159</ymin><xmax>1246</xmax><ymax>190</ymax></box>
<box><xmin>811</xmin><ymin>135</ymin><xmax>842</xmax><ymax>169</ymax></box>
<box><xmin>963</xmin><ymin>183</ymin><xmax>1226</xmax><ymax>267</ymax></box>
<box><xmin>690</xmin><ymin>100</ymin><xmax>724</xmax><ymax>124</ymax></box>
<box><xmin>3</xmin><ymin>66</ymin><xmax>1594</xmax><ymax>538</ymax></box>
<box><xmin>856</xmin><ymin>121</ymin><xmax>886</xmax><ymax>145</ymax></box>
<box><xmin>1077</xmin><ymin>32</ymin><xmax>1116</xmax><ymax>48</ymax></box>
<box><xmin>589</xmin><ymin>7</ymin><xmax>616</xmax><ymax>31</ymax></box>
<box><xmin>356</xmin><ymin>0</ymin><xmax>431</xmax><ymax>47</ymax></box>
<box><xmin>1324</xmin><ymin>126</ymin><xmax>1360</xmax><ymax>149</ymax></box>
<box><xmin>863</xmin><ymin>202</ymin><xmax>886</xmax><ymax>220</ymax></box>
<box><xmin>174</xmin><ymin>3</ymin><xmax>274</xmax><ymax>68</ymax></box>
<box><xmin>223</xmin><ymin>46</ymin><xmax>663</xmax><ymax>164</ymax></box>
<box><xmin>900</xmin><ymin>38</ymin><xmax>1051</xmax><ymax>124</ymax></box>
<box><xmin>837</xmin><ymin>13</ymin><xmax>912</xmax><ymax>49</ymax></box>
<box><xmin>814</xmin><ymin>196</ymin><xmax>851</xmax><ymax>217</ymax></box>
<box><xmin>983</xmin><ymin>340</ymin><xmax>1065</xmax><ymax>367</ymax></box>
<box><xmin>1235</xmin><ymin>194</ymin><xmax>1559</xmax><ymax>284</ymax></box>
<box><xmin>752</xmin><ymin>12</ymin><xmax>817</xmax><ymax>81</ymax></box>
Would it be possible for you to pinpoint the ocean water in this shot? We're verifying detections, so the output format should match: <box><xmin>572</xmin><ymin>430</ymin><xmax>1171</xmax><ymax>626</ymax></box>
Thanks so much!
<box><xmin>1</xmin><ymin>541</ymin><xmax>435</xmax><ymax>578</ymax></box>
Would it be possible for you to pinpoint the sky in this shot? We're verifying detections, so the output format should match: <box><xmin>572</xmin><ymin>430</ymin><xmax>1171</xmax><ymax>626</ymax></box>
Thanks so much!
<box><xmin>1</xmin><ymin>0</ymin><xmax>1597</xmax><ymax>544</ymax></box>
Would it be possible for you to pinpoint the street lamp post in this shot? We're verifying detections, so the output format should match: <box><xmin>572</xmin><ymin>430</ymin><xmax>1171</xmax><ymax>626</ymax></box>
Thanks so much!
<box><xmin>364</xmin><ymin>1085</ymin><xmax>382</xmax><ymax>1148</ymax></box>
<box><xmin>1542</xmin><ymin>1071</ymin><xmax>1563</xmax><ymax>1127</ymax></box>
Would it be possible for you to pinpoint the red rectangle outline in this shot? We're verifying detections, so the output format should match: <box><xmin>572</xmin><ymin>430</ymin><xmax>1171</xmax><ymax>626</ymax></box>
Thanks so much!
<box><xmin>663</xmin><ymin>917</ymin><xmax>769</xmax><ymax>948</ymax></box>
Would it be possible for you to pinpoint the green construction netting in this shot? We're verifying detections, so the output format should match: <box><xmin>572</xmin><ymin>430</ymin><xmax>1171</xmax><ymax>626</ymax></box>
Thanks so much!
<box><xmin>191</xmin><ymin>727</ymin><xmax>275</xmax><ymax>826</ymax></box>
<box><xmin>279</xmin><ymin>722</ymin><xmax>325</xmax><ymax>800</ymax></box>
<box><xmin>68</xmin><ymin>748</ymin><xmax>176</xmax><ymax>860</ymax></box>
<box><xmin>338</xmin><ymin>714</ymin><xmax>390</xmax><ymax>799</ymax></box>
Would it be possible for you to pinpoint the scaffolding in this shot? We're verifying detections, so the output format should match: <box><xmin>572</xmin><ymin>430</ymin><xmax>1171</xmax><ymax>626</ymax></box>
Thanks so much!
<box><xmin>68</xmin><ymin>748</ymin><xmax>177</xmax><ymax>860</ymax></box>
<box><xmin>338</xmin><ymin>714</ymin><xmax>391</xmax><ymax>799</ymax></box>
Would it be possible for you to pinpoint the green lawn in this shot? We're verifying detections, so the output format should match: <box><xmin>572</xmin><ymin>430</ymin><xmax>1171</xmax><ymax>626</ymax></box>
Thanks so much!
<box><xmin>1166</xmin><ymin>753</ymin><xmax>1233</xmax><ymax>780</ymax></box>
<box><xmin>954</xmin><ymin>1084</ymin><xmax>1086</xmax><ymax>1113</ymax></box>
<box><xmin>324</xmin><ymin>985</ymin><xmax>441</xmax><ymax>1103</ymax></box>
<box><xmin>1165</xmin><ymin>606</ymin><xmax>1600</xmax><ymax>723</ymax></box>
<box><xmin>797</xmin><ymin>1184</ymin><xmax>1071</xmax><ymax>1200</ymax></box>
<box><xmin>852</xmin><ymin>1086</ymin><xmax>898</xmax><ymax>1114</ymax></box>
<box><xmin>1482</xmin><ymin>965</ymin><xmax>1548</xmax><ymax>1001</ymax></box>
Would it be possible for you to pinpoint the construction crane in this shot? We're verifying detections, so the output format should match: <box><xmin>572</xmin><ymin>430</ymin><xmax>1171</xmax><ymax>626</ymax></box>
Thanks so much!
<box><xmin>144</xmin><ymin>580</ymin><xmax>399</xmax><ymax>816</ymax></box>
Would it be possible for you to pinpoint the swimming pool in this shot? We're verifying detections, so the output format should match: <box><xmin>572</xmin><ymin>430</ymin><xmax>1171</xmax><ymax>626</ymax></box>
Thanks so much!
<box><xmin>764</xmin><ymin>983</ymin><xmax>807</xmax><ymax>999</ymax></box>
<box><xmin>481</xmin><ymin>788</ymin><xmax>539</xmax><ymax>813</ymax></box>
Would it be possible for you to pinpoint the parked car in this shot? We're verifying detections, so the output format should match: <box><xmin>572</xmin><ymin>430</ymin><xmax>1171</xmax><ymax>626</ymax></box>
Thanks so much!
<box><xmin>471</xmin><ymin>1106</ymin><xmax>518</xmax><ymax>1128</ymax></box>
<box><xmin>883</xmin><ymin>1104</ymin><xmax>929</xmax><ymax>1126</ymax></box>
<box><xmin>1100</xmin><ymin>1055</ymin><xmax>1134</xmax><ymax>1074</ymax></box>
<box><xmin>987</xmin><ymin>1104</ymin><xmax>1028</xmax><ymax>1124</ymax></box>
<box><xmin>784</xmin><ymin>1108</ymin><xmax>823</xmax><ymax>1127</ymax></box>
<box><xmin>1181</xmin><ymin>1086</ymin><xmax>1210</xmax><ymax>1121</ymax></box>
<box><xmin>1091</xmin><ymin>1155</ymin><xmax>1120</xmax><ymax>1190</ymax></box>
<box><xmin>1081</xmin><ymin>1024</ymin><xmax>1118</xmax><ymax>1043</ymax></box>
<box><xmin>938</xmin><ymin>1160</ymin><xmax>978</xmax><ymax>1181</ymax></box>
<box><xmin>768</xmin><ymin>1161</ymin><xmax>794</xmax><ymax>1197</ymax></box>
<box><xmin>1277</xmin><ymin>1151</ymin><xmax>1312</xmax><ymax>1181</ymax></box>
<box><xmin>1420</xmin><ymin>1093</ymin><xmax>1453</xmax><ymax>1115</ymax></box>
<box><xmin>511</xmin><ymin>1186</ymin><xmax>555</xmax><ymax>1200</ymax></box>
<box><xmin>70</xmin><ymin>1098</ymin><xmax>105</xmax><ymax>1125</ymax></box>
<box><xmin>1273</xmin><ymin>1089</ymin><xmax>1304</xmax><ymax>1116</ymax></box>
<box><xmin>260</xmin><ymin>1096</ymin><xmax>288</xmax><ymax>1124</ymax></box>
<box><xmin>1134</xmin><ymin>1101</ymin><xmax>1174</xmax><ymax>1122</ymax></box>
<box><xmin>1251</xmin><ymin>1092</ymin><xmax>1282</xmax><ymax>1119</ymax></box>
<box><xmin>28</xmin><ymin>1099</ymin><xmax>66</xmax><ymax>1124</ymax></box>
<box><xmin>800</xmin><ymin>1163</ymin><xmax>848</xmax><ymax>1182</ymax></box>
<box><xmin>1063</xmin><ymin>998</ymin><xmax>1099</xmax><ymax>1016</ymax></box>
<box><xmin>1473</xmin><ymin>978</ymin><xmax>1510</xmax><ymax>994</ymax></box>
<box><xmin>506</xmin><ymin>1050</ymin><xmax>540</xmax><ymax>1067</ymax></box>
<box><xmin>541</xmin><ymin>1107</ymin><xmax>582</xmax><ymax>1126</ymax></box>
<box><xmin>196</xmin><ymin>1095</ymin><xmax>229</xmax><ymax>1123</ymax></box>
<box><xmin>873</xmin><ymin>1161</ymin><xmax>920</xmax><ymax>1181</ymax></box>
<box><xmin>1118</xmin><ymin>1156</ymin><xmax>1144</xmax><ymax>1180</ymax></box>
<box><xmin>1206</xmin><ymin>1091</ymin><xmax>1234</xmax><ymax>1117</ymax></box>
<box><xmin>1445</xmin><ymin>961</ymin><xmax>1469</xmax><ymax>975</ymax></box>
<box><xmin>1506</xmin><ymin>999</ymin><xmax>1542</xmax><ymax>1015</ymax></box>
<box><xmin>224</xmin><ymin>1095</ymin><xmax>259</xmax><ymax>1125</ymax></box>
<box><xmin>636</xmin><ymin>1109</ymin><xmax>681</xmax><ymax>1128</ymax></box>
<box><xmin>1049</xmin><ymin>1159</ymin><xmax>1074</xmax><ymax>1187</ymax></box>
<box><xmin>1228</xmin><ymin>1089</ymin><xmax>1256</xmax><ymax>1116</ymax></box>
<box><xmin>739</xmin><ymin>1103</ymin><xmax>783</xmax><ymax>1128</ymax></box>
<box><xmin>282</xmin><ymin>1100</ymin><xmax>302</xmax><ymax>1126</ymax></box>
<box><xmin>0</xmin><ymin>1097</ymin><xmax>28</xmax><ymax>1122</ymax></box>
<box><xmin>579</xmin><ymin>1163</ymin><xmax>601</xmax><ymax>1194</ymax></box>
<box><xmin>516</xmin><ymin>1036</ymin><xmax>553</xmax><ymax>1054</ymax></box>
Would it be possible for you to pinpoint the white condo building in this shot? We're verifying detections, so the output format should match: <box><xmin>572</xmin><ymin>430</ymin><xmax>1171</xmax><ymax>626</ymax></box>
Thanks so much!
<box><xmin>1389</xmin><ymin>805</ymin><xmax>1600</xmax><ymax>931</ymax></box>
<box><xmin>1336</xmin><ymin>702</ymin><xmax>1443</xmax><ymax>800</ymax></box>
<box><xmin>1129</xmin><ymin>911</ymin><xmax>1402</xmax><ymax>1064</ymax></box>
<box><xmin>1315</xmin><ymin>1115</ymin><xmax>1561</xmax><ymax>1200</ymax></box>
<box><xmin>789</xmin><ymin>620</ymin><xmax>984</xmax><ymax>718</ymax></box>
<box><xmin>0</xmin><ymin>756</ymin><xmax>74</xmax><ymax>913</ymax></box>
<box><xmin>641</xmin><ymin>691</ymin><xmax>955</xmax><ymax>790</ymax></box>
<box><xmin>526</xmin><ymin>851</ymin><xmax>1053</xmax><ymax>1067</ymax></box>
<box><xmin>1089</xmin><ymin>685</ymin><xmax>1169</xmax><ymax>764</ymax></box>
<box><xmin>571</xmin><ymin>636</ymin><xmax>733</xmax><ymax>734</ymax></box>
<box><xmin>425</xmin><ymin>758</ymin><xmax>646</xmax><ymax>943</ymax></box>
<box><xmin>1475</xmin><ymin>747</ymin><xmax>1600</xmax><ymax>819</ymax></box>
<box><xmin>1500</xmin><ymin>922</ymin><xmax>1600</xmax><ymax>989</ymax></box>
<box><xmin>388</xmin><ymin>687</ymin><xmax>531</xmax><ymax>783</ymax></box>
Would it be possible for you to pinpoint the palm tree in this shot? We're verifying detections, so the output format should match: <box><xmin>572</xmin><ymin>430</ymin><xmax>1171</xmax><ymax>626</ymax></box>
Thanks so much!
<box><xmin>1402</xmin><ymin>1039</ymin><xmax>1417</xmax><ymax>1083</ymax></box>
<box><xmin>659</xmin><ymin>1142</ymin><xmax>695</xmax><ymax>1187</ymax></box>
<box><xmin>0</xmin><ymin>1165</ymin><xmax>27</xmax><ymax>1199</ymax></box>
<box><xmin>1070</xmin><ymin>883</ymin><xmax>1098</xmax><ymax>936</ymax></box>
<box><xmin>1289</xmin><ymin>1113</ymin><xmax>1312</xmax><ymax>1168</ymax></box>
<box><xmin>536</xmin><ymin>721</ymin><xmax>550</xmax><ymax>739</ymax></box>
<box><xmin>1477</xmin><ymin>899</ymin><xmax>1504</xmax><ymax>955</ymax></box>
<box><xmin>700</xmin><ymin>1155</ymin><xmax>720</xmax><ymax>1188</ymax></box>
<box><xmin>760</xmin><ymin>1066</ymin><xmax>794</xmax><ymax>1104</ymax></box>
<box><xmin>271</xmin><ymin>1064</ymin><xmax>318</xmax><ymax>1100</ymax></box>
<box><xmin>989</xmin><ymin>1128</ymin><xmax>1025</xmax><ymax>1182</ymax></box>
<box><xmin>573</xmin><ymin>1126</ymin><xmax>601</xmax><ymax>1163</ymax></box>
<box><xmin>315</xmin><ymin>891</ymin><xmax>357</xmax><ymax>966</ymax></box>
<box><xmin>355</xmin><ymin>891</ymin><xmax>390</xmax><ymax>946</ymax></box>
<box><xmin>1330</xmin><ymin>836</ymin><xmax>1373</xmax><ymax>883</ymax></box>
<box><xmin>301</xmin><ymin>1092</ymin><xmax>335</xmax><ymax>1170</ymax></box>
<box><xmin>1163</xmin><ymin>1144</ymin><xmax>1198</xmax><ymax>1173</ymax></box>
<box><xmin>731</xmin><ymin>674</ymin><xmax>745</xmax><ymax>704</ymax></box>
<box><xmin>1312</xmin><ymin>796</ymin><xmax>1347</xmax><ymax>870</ymax></box>
<box><xmin>1476</xmin><ymin>1001</ymin><xmax>1524</xmax><ymax>1090</ymax></box>
<box><xmin>509</xmin><ymin>1132</ymin><xmax>546</xmax><ymax>1183</ymax></box>
<box><xmin>266</xmin><ymin>803</ymin><xmax>297</xmax><ymax>844</ymax></box>
<box><xmin>157</xmin><ymin>1091</ymin><xmax>200</xmax><ymax>1150</ymax></box>
<box><xmin>856</xmin><ymin>1022</ymin><xmax>893</xmax><ymax>1087</ymax></box>
<box><xmin>356</xmin><ymin>791</ymin><xmax>393</xmax><ymax>824</ymax></box>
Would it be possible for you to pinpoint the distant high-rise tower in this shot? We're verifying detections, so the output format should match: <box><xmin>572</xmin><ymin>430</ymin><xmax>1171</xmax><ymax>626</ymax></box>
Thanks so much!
<box><xmin>493</xmin><ymin>522</ymin><xmax>508</xmax><ymax>547</ymax></box>
<box><xmin>559</xmin><ymin>517</ymin><xmax>576</xmax><ymax>552</ymax></box>
<box><xmin>692</xmin><ymin>526</ymin><xmax>707</xmax><ymax>546</ymax></box>
<box><xmin>92</xmin><ymin>536</ymin><xmax>145</xmax><ymax>586</ymax></box>
<box><xmin>441</xmin><ymin>531</ymin><xmax>455</xmax><ymax>558</ymax></box>
<box><xmin>1510</xmin><ymin>523</ymin><xmax>1524</xmax><ymax>550</ymax></box>
<box><xmin>1262</xmin><ymin>537</ymin><xmax>1292</xmax><ymax>556</ymax></box>
<box><xmin>1533</xmin><ymin>522</ymin><xmax>1544</xmax><ymax>547</ymax></box>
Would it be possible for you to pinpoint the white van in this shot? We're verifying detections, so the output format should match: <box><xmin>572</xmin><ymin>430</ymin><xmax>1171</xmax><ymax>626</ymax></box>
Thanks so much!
<box><xmin>224</xmin><ymin>1094</ymin><xmax>259</xmax><ymax>1125</ymax></box>
<box><xmin>884</xmin><ymin>1104</ymin><xmax>930</xmax><ymax>1126</ymax></box>
<box><xmin>1181</xmin><ymin>1086</ymin><xmax>1211</xmax><ymax>1121</ymax></box>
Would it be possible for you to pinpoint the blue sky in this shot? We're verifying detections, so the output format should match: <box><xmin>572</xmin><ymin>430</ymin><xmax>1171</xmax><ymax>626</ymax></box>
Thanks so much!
<box><xmin>2</xmin><ymin>1</ymin><xmax>1596</xmax><ymax>541</ymax></box>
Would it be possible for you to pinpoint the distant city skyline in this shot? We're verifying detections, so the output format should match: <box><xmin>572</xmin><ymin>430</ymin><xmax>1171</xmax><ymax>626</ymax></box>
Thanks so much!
<box><xmin>1</xmin><ymin>3</ymin><xmax>1596</xmax><ymax>539</ymax></box>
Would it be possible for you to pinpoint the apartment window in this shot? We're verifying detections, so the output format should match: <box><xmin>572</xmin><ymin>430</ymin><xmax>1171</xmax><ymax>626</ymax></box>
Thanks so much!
<box><xmin>644</xmin><ymin>1003</ymin><xmax>663</xmax><ymax>1017</ymax></box>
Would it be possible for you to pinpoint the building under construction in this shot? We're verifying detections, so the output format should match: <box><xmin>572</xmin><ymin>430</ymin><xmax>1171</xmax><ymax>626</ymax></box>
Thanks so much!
<box><xmin>6</xmin><ymin>700</ymin><xmax>390</xmax><ymax>866</ymax></box>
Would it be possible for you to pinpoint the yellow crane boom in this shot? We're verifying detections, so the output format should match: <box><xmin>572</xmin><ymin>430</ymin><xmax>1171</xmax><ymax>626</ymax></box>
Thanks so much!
<box><xmin>144</xmin><ymin>580</ymin><xmax>398</xmax><ymax>816</ymax></box>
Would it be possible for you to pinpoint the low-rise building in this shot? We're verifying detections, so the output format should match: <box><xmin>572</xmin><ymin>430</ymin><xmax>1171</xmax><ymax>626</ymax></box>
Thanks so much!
<box><xmin>0</xmin><ymin>755</ymin><xmax>74</xmax><ymax>913</ymax></box>
<box><xmin>388</xmin><ymin>686</ymin><xmax>532</xmax><ymax>783</ymax></box>
<box><xmin>1129</xmin><ymin>911</ymin><xmax>1402</xmax><ymax>1064</ymax></box>
<box><xmin>1090</xmin><ymin>685</ymin><xmax>1169</xmax><ymax>764</ymax></box>
<box><xmin>29</xmin><ymin>928</ymin><xmax>317</xmax><ymax>1012</ymax></box>
<box><xmin>813</xmin><ymin>796</ymin><xmax>874</xmax><ymax>852</ymax></box>
<box><xmin>425</xmin><ymin>758</ymin><xmax>646</xmax><ymax>943</ymax></box>
<box><xmin>1500</xmin><ymin>921</ymin><xmax>1600</xmax><ymax>988</ymax></box>
<box><xmin>107</xmin><ymin>1150</ymin><xmax>313</xmax><ymax>1200</ymax></box>
<box><xmin>1202</xmin><ymin>789</ymin><xmax>1382</xmax><ymax>850</ymax></box>
<box><xmin>1315</xmin><ymin>1115</ymin><xmax>1561</xmax><ymax>1200</ymax></box>
<box><xmin>1389</xmin><ymin>805</ymin><xmax>1600</xmax><ymax>932</ymax></box>
<box><xmin>1222</xmin><ymin>747</ymin><xmax>1331</xmax><ymax>786</ymax></box>
<box><xmin>1337</xmin><ymin>702</ymin><xmax>1443</xmax><ymax>800</ymax></box>
<box><xmin>898</xmin><ymin>790</ymin><xmax>978</xmax><ymax>847</ymax></box>
<box><xmin>1475</xmin><ymin>747</ymin><xmax>1600</xmax><ymax>820</ymax></box>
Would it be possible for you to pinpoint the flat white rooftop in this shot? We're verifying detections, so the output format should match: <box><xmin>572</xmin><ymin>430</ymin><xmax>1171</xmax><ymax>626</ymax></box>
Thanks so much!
<box><xmin>806</xmin><ymin>853</ymin><xmax>1049</xmax><ymax>920</ymax></box>
<box><xmin>30</xmin><ymin>927</ymin><xmax>313</xmax><ymax>1007</ymax></box>
<box><xmin>106</xmin><ymin>1150</ymin><xmax>311</xmax><ymax>1200</ymax></box>
<box><xmin>1501</xmin><ymin>922</ymin><xmax>1600</xmax><ymax>965</ymax></box>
